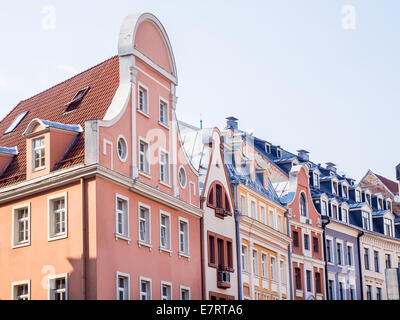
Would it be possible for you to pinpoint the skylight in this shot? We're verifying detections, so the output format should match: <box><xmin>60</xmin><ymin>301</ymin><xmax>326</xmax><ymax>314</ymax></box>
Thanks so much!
<box><xmin>64</xmin><ymin>86</ymin><xmax>90</xmax><ymax>112</ymax></box>
<box><xmin>4</xmin><ymin>111</ymin><xmax>29</xmax><ymax>135</ymax></box>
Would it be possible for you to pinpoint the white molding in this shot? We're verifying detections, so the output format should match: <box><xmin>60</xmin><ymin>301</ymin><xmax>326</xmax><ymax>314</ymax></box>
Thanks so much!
<box><xmin>139</xmin><ymin>276</ymin><xmax>152</xmax><ymax>300</ymax></box>
<box><xmin>138</xmin><ymin>136</ymin><xmax>151</xmax><ymax>176</ymax></box>
<box><xmin>160</xmin><ymin>280</ymin><xmax>173</xmax><ymax>300</ymax></box>
<box><xmin>116</xmin><ymin>271</ymin><xmax>130</xmax><ymax>300</ymax></box>
<box><xmin>11</xmin><ymin>279</ymin><xmax>31</xmax><ymax>300</ymax></box>
<box><xmin>115</xmin><ymin>193</ymin><xmax>130</xmax><ymax>241</ymax></box>
<box><xmin>135</xmin><ymin>66</ymin><xmax>170</xmax><ymax>92</ymax></box>
<box><xmin>11</xmin><ymin>202</ymin><xmax>31</xmax><ymax>249</ymax></box>
<box><xmin>138</xmin><ymin>202</ymin><xmax>152</xmax><ymax>246</ymax></box>
<box><xmin>178</xmin><ymin>165</ymin><xmax>187</xmax><ymax>189</ymax></box>
<box><xmin>48</xmin><ymin>273</ymin><xmax>68</xmax><ymax>300</ymax></box>
<box><xmin>116</xmin><ymin>135</ymin><xmax>128</xmax><ymax>163</ymax></box>
<box><xmin>103</xmin><ymin>139</ymin><xmax>113</xmax><ymax>170</ymax></box>
<box><xmin>137</xmin><ymin>82</ymin><xmax>150</xmax><ymax>115</ymax></box>
<box><xmin>158</xmin><ymin>96</ymin><xmax>169</xmax><ymax>127</ymax></box>
<box><xmin>179</xmin><ymin>285</ymin><xmax>191</xmax><ymax>300</ymax></box>
<box><xmin>159</xmin><ymin>210</ymin><xmax>172</xmax><ymax>252</ymax></box>
<box><xmin>47</xmin><ymin>192</ymin><xmax>68</xmax><ymax>242</ymax></box>
<box><xmin>159</xmin><ymin>148</ymin><xmax>170</xmax><ymax>186</ymax></box>
<box><xmin>178</xmin><ymin>216</ymin><xmax>190</xmax><ymax>256</ymax></box>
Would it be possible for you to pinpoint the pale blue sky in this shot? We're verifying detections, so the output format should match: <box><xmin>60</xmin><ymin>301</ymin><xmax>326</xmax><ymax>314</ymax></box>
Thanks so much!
<box><xmin>0</xmin><ymin>0</ymin><xmax>399</xmax><ymax>181</ymax></box>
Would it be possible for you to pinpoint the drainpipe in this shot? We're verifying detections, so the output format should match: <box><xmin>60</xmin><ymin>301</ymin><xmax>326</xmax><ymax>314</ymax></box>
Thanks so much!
<box><xmin>81</xmin><ymin>178</ymin><xmax>88</xmax><ymax>300</ymax></box>
<box><xmin>285</xmin><ymin>210</ymin><xmax>294</xmax><ymax>300</ymax></box>
<box><xmin>357</xmin><ymin>231</ymin><xmax>364</xmax><ymax>300</ymax></box>
<box><xmin>321</xmin><ymin>217</ymin><xmax>330</xmax><ymax>300</ymax></box>
<box><xmin>200</xmin><ymin>214</ymin><xmax>206</xmax><ymax>300</ymax></box>
<box><xmin>232</xmin><ymin>180</ymin><xmax>243</xmax><ymax>300</ymax></box>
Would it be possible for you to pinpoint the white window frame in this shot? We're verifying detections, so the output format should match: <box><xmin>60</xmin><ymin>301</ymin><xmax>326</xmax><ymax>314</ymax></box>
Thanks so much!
<box><xmin>280</xmin><ymin>260</ymin><xmax>286</xmax><ymax>284</ymax></box>
<box><xmin>252</xmin><ymin>249</ymin><xmax>259</xmax><ymax>276</ymax></box>
<box><xmin>180</xmin><ymin>285</ymin><xmax>191</xmax><ymax>300</ymax></box>
<box><xmin>299</xmin><ymin>192</ymin><xmax>308</xmax><ymax>217</ymax></box>
<box><xmin>277</xmin><ymin>214</ymin><xmax>283</xmax><ymax>232</ymax></box>
<box><xmin>305</xmin><ymin>269</ymin><xmax>313</xmax><ymax>293</ymax></box>
<box><xmin>326</xmin><ymin>237</ymin><xmax>334</xmax><ymax>264</ymax></box>
<box><xmin>240</xmin><ymin>194</ymin><xmax>246</xmax><ymax>215</ymax></box>
<box><xmin>48</xmin><ymin>192</ymin><xmax>68</xmax><ymax>242</ymax></box>
<box><xmin>336</xmin><ymin>240</ymin><xmax>344</xmax><ymax>266</ymax></box>
<box><xmin>321</xmin><ymin>199</ymin><xmax>328</xmax><ymax>216</ymax></box>
<box><xmin>250</xmin><ymin>198</ymin><xmax>257</xmax><ymax>219</ymax></box>
<box><xmin>178</xmin><ymin>166</ymin><xmax>187</xmax><ymax>188</ymax></box>
<box><xmin>270</xmin><ymin>256</ymin><xmax>276</xmax><ymax>281</ymax></box>
<box><xmin>160</xmin><ymin>281</ymin><xmax>172</xmax><ymax>300</ymax></box>
<box><xmin>341</xmin><ymin>207</ymin><xmax>348</xmax><ymax>223</ymax></box>
<box><xmin>12</xmin><ymin>203</ymin><xmax>31</xmax><ymax>248</ymax></box>
<box><xmin>362</xmin><ymin>211</ymin><xmax>371</xmax><ymax>231</ymax></box>
<box><xmin>158</xmin><ymin>97</ymin><xmax>169</xmax><ymax>128</ymax></box>
<box><xmin>328</xmin><ymin>278</ymin><xmax>336</xmax><ymax>300</ymax></box>
<box><xmin>139</xmin><ymin>276</ymin><xmax>152</xmax><ymax>300</ymax></box>
<box><xmin>178</xmin><ymin>217</ymin><xmax>190</xmax><ymax>257</ymax></box>
<box><xmin>261</xmin><ymin>252</ymin><xmax>267</xmax><ymax>278</ymax></box>
<box><xmin>259</xmin><ymin>204</ymin><xmax>266</xmax><ymax>224</ymax></box>
<box><xmin>137</xmin><ymin>82</ymin><xmax>149</xmax><ymax>115</ymax></box>
<box><xmin>32</xmin><ymin>136</ymin><xmax>45</xmax><ymax>171</ymax></box>
<box><xmin>347</xmin><ymin>244</ymin><xmax>354</xmax><ymax>267</ymax></box>
<box><xmin>355</xmin><ymin>189</ymin><xmax>361</xmax><ymax>202</ymax></box>
<box><xmin>116</xmin><ymin>135</ymin><xmax>128</xmax><ymax>162</ymax></box>
<box><xmin>159</xmin><ymin>148</ymin><xmax>170</xmax><ymax>186</ymax></box>
<box><xmin>138</xmin><ymin>203</ymin><xmax>151</xmax><ymax>247</ymax></box>
<box><xmin>384</xmin><ymin>218</ymin><xmax>394</xmax><ymax>237</ymax></box>
<box><xmin>115</xmin><ymin>193</ymin><xmax>130</xmax><ymax>241</ymax></box>
<box><xmin>159</xmin><ymin>210</ymin><xmax>171</xmax><ymax>252</ymax></box>
<box><xmin>313</xmin><ymin>172</ymin><xmax>319</xmax><ymax>187</ymax></box>
<box><xmin>116</xmin><ymin>271</ymin><xmax>130</xmax><ymax>300</ymax></box>
<box><xmin>48</xmin><ymin>273</ymin><xmax>68</xmax><ymax>300</ymax></box>
<box><xmin>268</xmin><ymin>208</ymin><xmax>275</xmax><ymax>229</ymax></box>
<box><xmin>241</xmin><ymin>244</ymin><xmax>248</xmax><ymax>272</ymax></box>
<box><xmin>138</xmin><ymin>137</ymin><xmax>150</xmax><ymax>177</ymax></box>
<box><xmin>338</xmin><ymin>280</ymin><xmax>346</xmax><ymax>300</ymax></box>
<box><xmin>11</xmin><ymin>280</ymin><xmax>31</xmax><ymax>300</ymax></box>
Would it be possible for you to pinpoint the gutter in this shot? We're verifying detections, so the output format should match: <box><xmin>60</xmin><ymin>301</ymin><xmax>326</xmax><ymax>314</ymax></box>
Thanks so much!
<box><xmin>286</xmin><ymin>209</ymin><xmax>294</xmax><ymax>300</ymax></box>
<box><xmin>321</xmin><ymin>217</ymin><xmax>330</xmax><ymax>300</ymax></box>
<box><xmin>357</xmin><ymin>230</ymin><xmax>364</xmax><ymax>300</ymax></box>
<box><xmin>233</xmin><ymin>180</ymin><xmax>243</xmax><ymax>300</ymax></box>
<box><xmin>80</xmin><ymin>177</ymin><xmax>88</xmax><ymax>300</ymax></box>
<box><xmin>200</xmin><ymin>213</ymin><xmax>206</xmax><ymax>300</ymax></box>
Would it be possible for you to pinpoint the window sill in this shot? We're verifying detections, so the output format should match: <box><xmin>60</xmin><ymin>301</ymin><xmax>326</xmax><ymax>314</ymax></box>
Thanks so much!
<box><xmin>178</xmin><ymin>252</ymin><xmax>191</xmax><ymax>260</ymax></box>
<box><xmin>48</xmin><ymin>234</ymin><xmax>68</xmax><ymax>242</ymax></box>
<box><xmin>159</xmin><ymin>247</ymin><xmax>172</xmax><ymax>256</ymax></box>
<box><xmin>137</xmin><ymin>109</ymin><xmax>151</xmax><ymax>118</ymax></box>
<box><xmin>139</xmin><ymin>171</ymin><xmax>152</xmax><ymax>180</ymax></box>
<box><xmin>159</xmin><ymin>180</ymin><xmax>172</xmax><ymax>188</ymax></box>
<box><xmin>33</xmin><ymin>167</ymin><xmax>46</xmax><ymax>172</ymax></box>
<box><xmin>138</xmin><ymin>240</ymin><xmax>152</xmax><ymax>250</ymax></box>
<box><xmin>12</xmin><ymin>241</ymin><xmax>30</xmax><ymax>249</ymax></box>
<box><xmin>158</xmin><ymin>121</ymin><xmax>170</xmax><ymax>130</ymax></box>
<box><xmin>115</xmin><ymin>233</ymin><xmax>131</xmax><ymax>243</ymax></box>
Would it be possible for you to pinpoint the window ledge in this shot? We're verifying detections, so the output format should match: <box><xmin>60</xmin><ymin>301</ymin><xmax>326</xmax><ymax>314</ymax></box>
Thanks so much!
<box><xmin>33</xmin><ymin>167</ymin><xmax>46</xmax><ymax>172</ymax></box>
<box><xmin>48</xmin><ymin>234</ymin><xmax>68</xmax><ymax>242</ymax></box>
<box><xmin>159</xmin><ymin>247</ymin><xmax>172</xmax><ymax>256</ymax></box>
<box><xmin>178</xmin><ymin>252</ymin><xmax>191</xmax><ymax>260</ymax></box>
<box><xmin>138</xmin><ymin>240</ymin><xmax>152</xmax><ymax>250</ymax></box>
<box><xmin>139</xmin><ymin>171</ymin><xmax>152</xmax><ymax>180</ymax></box>
<box><xmin>12</xmin><ymin>241</ymin><xmax>30</xmax><ymax>249</ymax></box>
<box><xmin>158</xmin><ymin>121</ymin><xmax>170</xmax><ymax>130</ymax></box>
<box><xmin>115</xmin><ymin>233</ymin><xmax>131</xmax><ymax>243</ymax></box>
<box><xmin>159</xmin><ymin>180</ymin><xmax>172</xmax><ymax>188</ymax></box>
<box><xmin>137</xmin><ymin>109</ymin><xmax>151</xmax><ymax>118</ymax></box>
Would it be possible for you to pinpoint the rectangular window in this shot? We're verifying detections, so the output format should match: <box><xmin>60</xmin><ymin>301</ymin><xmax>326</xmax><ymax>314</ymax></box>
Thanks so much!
<box><xmin>226</xmin><ymin>241</ymin><xmax>233</xmax><ymax>269</ymax></box>
<box><xmin>33</xmin><ymin>137</ymin><xmax>45</xmax><ymax>170</ymax></box>
<box><xmin>385</xmin><ymin>253</ymin><xmax>392</xmax><ymax>269</ymax></box>
<box><xmin>362</xmin><ymin>211</ymin><xmax>370</xmax><ymax>230</ymax></box>
<box><xmin>116</xmin><ymin>273</ymin><xmax>129</xmax><ymax>300</ymax></box>
<box><xmin>341</xmin><ymin>209</ymin><xmax>348</xmax><ymax>223</ymax></box>
<box><xmin>159</xmin><ymin>98</ymin><xmax>169</xmax><ymax>126</ymax></box>
<box><xmin>161</xmin><ymin>282</ymin><xmax>172</xmax><ymax>300</ymax></box>
<box><xmin>159</xmin><ymin>150</ymin><xmax>170</xmax><ymax>184</ymax></box>
<box><xmin>366</xmin><ymin>285</ymin><xmax>372</xmax><ymax>300</ymax></box>
<box><xmin>12</xmin><ymin>281</ymin><xmax>30</xmax><ymax>300</ymax></box>
<box><xmin>139</xmin><ymin>205</ymin><xmax>151</xmax><ymax>244</ymax></box>
<box><xmin>12</xmin><ymin>204</ymin><xmax>30</xmax><ymax>247</ymax></box>
<box><xmin>138</xmin><ymin>85</ymin><xmax>148</xmax><ymax>113</ymax></box>
<box><xmin>139</xmin><ymin>140</ymin><xmax>150</xmax><ymax>174</ymax></box>
<box><xmin>280</xmin><ymin>261</ymin><xmax>285</xmax><ymax>284</ymax></box>
<box><xmin>356</xmin><ymin>190</ymin><xmax>361</xmax><ymax>202</ymax></box>
<box><xmin>140</xmin><ymin>278</ymin><xmax>151</xmax><ymax>300</ymax></box>
<box><xmin>326</xmin><ymin>239</ymin><xmax>333</xmax><ymax>263</ymax></box>
<box><xmin>332</xmin><ymin>205</ymin><xmax>338</xmax><ymax>220</ymax></box>
<box><xmin>208</xmin><ymin>235</ymin><xmax>215</xmax><ymax>265</ymax></box>
<box><xmin>250</xmin><ymin>200</ymin><xmax>256</xmax><ymax>219</ymax></box>
<box><xmin>306</xmin><ymin>270</ymin><xmax>312</xmax><ymax>292</ymax></box>
<box><xmin>347</xmin><ymin>245</ymin><xmax>354</xmax><ymax>266</ymax></box>
<box><xmin>342</xmin><ymin>186</ymin><xmax>348</xmax><ymax>199</ymax></box>
<box><xmin>321</xmin><ymin>200</ymin><xmax>327</xmax><ymax>215</ymax></box>
<box><xmin>364</xmin><ymin>248</ymin><xmax>370</xmax><ymax>270</ymax></box>
<box><xmin>115</xmin><ymin>195</ymin><xmax>129</xmax><ymax>238</ymax></box>
<box><xmin>160</xmin><ymin>212</ymin><xmax>170</xmax><ymax>250</ymax></box>
<box><xmin>374</xmin><ymin>250</ymin><xmax>380</xmax><ymax>273</ymax></box>
<box><xmin>252</xmin><ymin>250</ymin><xmax>259</xmax><ymax>275</ymax></box>
<box><xmin>313</xmin><ymin>173</ymin><xmax>319</xmax><ymax>187</ymax></box>
<box><xmin>337</xmin><ymin>242</ymin><xmax>343</xmax><ymax>265</ymax></box>
<box><xmin>339</xmin><ymin>282</ymin><xmax>345</xmax><ymax>300</ymax></box>
<box><xmin>241</xmin><ymin>245</ymin><xmax>248</xmax><ymax>272</ymax></box>
<box><xmin>315</xmin><ymin>272</ymin><xmax>321</xmax><ymax>294</ymax></box>
<box><xmin>217</xmin><ymin>238</ymin><xmax>224</xmax><ymax>267</ymax></box>
<box><xmin>376</xmin><ymin>287</ymin><xmax>382</xmax><ymax>300</ymax></box>
<box><xmin>240</xmin><ymin>195</ymin><xmax>246</xmax><ymax>215</ymax></box>
<box><xmin>179</xmin><ymin>219</ymin><xmax>189</xmax><ymax>255</ymax></box>
<box><xmin>277</xmin><ymin>215</ymin><xmax>283</xmax><ymax>232</ymax></box>
<box><xmin>304</xmin><ymin>234</ymin><xmax>310</xmax><ymax>251</ymax></box>
<box><xmin>270</xmin><ymin>256</ymin><xmax>276</xmax><ymax>281</ymax></box>
<box><xmin>260</xmin><ymin>205</ymin><xmax>266</xmax><ymax>224</ymax></box>
<box><xmin>49</xmin><ymin>274</ymin><xmax>68</xmax><ymax>300</ymax></box>
<box><xmin>384</xmin><ymin>218</ymin><xmax>393</xmax><ymax>237</ymax></box>
<box><xmin>350</xmin><ymin>285</ymin><xmax>356</xmax><ymax>300</ymax></box>
<box><xmin>180</xmin><ymin>287</ymin><xmax>190</xmax><ymax>300</ymax></box>
<box><xmin>261</xmin><ymin>253</ymin><xmax>267</xmax><ymax>278</ymax></box>
<box><xmin>328</xmin><ymin>280</ymin><xmax>335</xmax><ymax>300</ymax></box>
<box><xmin>295</xmin><ymin>268</ymin><xmax>301</xmax><ymax>290</ymax></box>
<box><xmin>313</xmin><ymin>236</ymin><xmax>319</xmax><ymax>253</ymax></box>
<box><xmin>269</xmin><ymin>209</ymin><xmax>275</xmax><ymax>228</ymax></box>
<box><xmin>293</xmin><ymin>231</ymin><xmax>299</xmax><ymax>248</ymax></box>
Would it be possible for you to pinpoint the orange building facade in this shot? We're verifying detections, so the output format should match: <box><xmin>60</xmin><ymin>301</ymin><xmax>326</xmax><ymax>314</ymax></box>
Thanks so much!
<box><xmin>0</xmin><ymin>13</ymin><xmax>203</xmax><ymax>300</ymax></box>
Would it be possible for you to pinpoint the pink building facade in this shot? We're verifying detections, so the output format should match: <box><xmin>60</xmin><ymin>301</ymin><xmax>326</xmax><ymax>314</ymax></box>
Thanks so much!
<box><xmin>0</xmin><ymin>13</ymin><xmax>203</xmax><ymax>300</ymax></box>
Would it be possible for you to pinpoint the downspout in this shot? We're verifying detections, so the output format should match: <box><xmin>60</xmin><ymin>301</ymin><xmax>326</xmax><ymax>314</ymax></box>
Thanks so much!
<box><xmin>322</xmin><ymin>217</ymin><xmax>330</xmax><ymax>300</ymax></box>
<box><xmin>200</xmin><ymin>211</ymin><xmax>206</xmax><ymax>300</ymax></box>
<box><xmin>81</xmin><ymin>178</ymin><xmax>88</xmax><ymax>300</ymax></box>
<box><xmin>357</xmin><ymin>231</ymin><xmax>364</xmax><ymax>300</ymax></box>
<box><xmin>232</xmin><ymin>180</ymin><xmax>243</xmax><ymax>300</ymax></box>
<box><xmin>285</xmin><ymin>210</ymin><xmax>294</xmax><ymax>300</ymax></box>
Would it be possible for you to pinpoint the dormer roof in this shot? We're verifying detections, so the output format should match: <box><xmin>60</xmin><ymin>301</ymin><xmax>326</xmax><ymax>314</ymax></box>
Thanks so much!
<box><xmin>23</xmin><ymin>119</ymin><xmax>83</xmax><ymax>137</ymax></box>
<box><xmin>0</xmin><ymin>146</ymin><xmax>18</xmax><ymax>156</ymax></box>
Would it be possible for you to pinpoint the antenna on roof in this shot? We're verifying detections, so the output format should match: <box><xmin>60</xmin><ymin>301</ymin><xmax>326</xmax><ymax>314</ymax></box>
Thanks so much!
<box><xmin>200</xmin><ymin>113</ymin><xmax>203</xmax><ymax>129</ymax></box>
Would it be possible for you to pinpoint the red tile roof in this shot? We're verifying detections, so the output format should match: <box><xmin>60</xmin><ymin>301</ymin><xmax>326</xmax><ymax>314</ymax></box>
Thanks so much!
<box><xmin>375</xmin><ymin>173</ymin><xmax>399</xmax><ymax>196</ymax></box>
<box><xmin>0</xmin><ymin>56</ymin><xmax>119</xmax><ymax>187</ymax></box>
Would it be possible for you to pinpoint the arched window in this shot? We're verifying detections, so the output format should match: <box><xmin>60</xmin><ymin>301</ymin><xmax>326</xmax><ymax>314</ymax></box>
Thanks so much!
<box><xmin>300</xmin><ymin>193</ymin><xmax>307</xmax><ymax>217</ymax></box>
<box><xmin>207</xmin><ymin>181</ymin><xmax>232</xmax><ymax>217</ymax></box>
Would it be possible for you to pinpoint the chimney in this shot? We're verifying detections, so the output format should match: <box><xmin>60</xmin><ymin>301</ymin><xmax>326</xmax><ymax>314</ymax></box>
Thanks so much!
<box><xmin>326</xmin><ymin>162</ymin><xmax>337</xmax><ymax>173</ymax></box>
<box><xmin>297</xmin><ymin>149</ymin><xmax>310</xmax><ymax>161</ymax></box>
<box><xmin>226</xmin><ymin>116</ymin><xmax>238</xmax><ymax>130</ymax></box>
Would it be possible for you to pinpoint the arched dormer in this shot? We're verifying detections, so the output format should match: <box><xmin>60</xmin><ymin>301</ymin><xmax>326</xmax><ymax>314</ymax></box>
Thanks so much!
<box><xmin>300</xmin><ymin>192</ymin><xmax>308</xmax><ymax>217</ymax></box>
<box><xmin>207</xmin><ymin>181</ymin><xmax>232</xmax><ymax>217</ymax></box>
<box><xmin>0</xmin><ymin>146</ymin><xmax>18</xmax><ymax>176</ymax></box>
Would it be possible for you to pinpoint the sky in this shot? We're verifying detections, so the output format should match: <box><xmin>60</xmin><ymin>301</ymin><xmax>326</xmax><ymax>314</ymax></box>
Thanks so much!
<box><xmin>0</xmin><ymin>0</ymin><xmax>399</xmax><ymax>182</ymax></box>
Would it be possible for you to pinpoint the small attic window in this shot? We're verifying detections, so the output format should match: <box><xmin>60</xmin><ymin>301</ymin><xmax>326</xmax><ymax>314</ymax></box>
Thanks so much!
<box><xmin>265</xmin><ymin>143</ymin><xmax>271</xmax><ymax>154</ymax></box>
<box><xmin>277</xmin><ymin>148</ymin><xmax>282</xmax><ymax>158</ymax></box>
<box><xmin>64</xmin><ymin>87</ymin><xmax>90</xmax><ymax>112</ymax></box>
<box><xmin>4</xmin><ymin>111</ymin><xmax>29</xmax><ymax>135</ymax></box>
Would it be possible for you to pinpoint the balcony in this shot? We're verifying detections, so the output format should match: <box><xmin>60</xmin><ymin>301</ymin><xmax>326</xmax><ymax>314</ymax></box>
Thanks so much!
<box><xmin>215</xmin><ymin>207</ymin><xmax>229</xmax><ymax>218</ymax></box>
<box><xmin>217</xmin><ymin>266</ymin><xmax>231</xmax><ymax>289</ymax></box>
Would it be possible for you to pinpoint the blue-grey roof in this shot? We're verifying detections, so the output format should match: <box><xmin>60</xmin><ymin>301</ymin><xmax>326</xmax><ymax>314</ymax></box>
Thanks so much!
<box><xmin>0</xmin><ymin>146</ymin><xmax>18</xmax><ymax>155</ymax></box>
<box><xmin>41</xmin><ymin>120</ymin><xmax>83</xmax><ymax>133</ymax></box>
<box><xmin>372</xmin><ymin>210</ymin><xmax>389</xmax><ymax>217</ymax></box>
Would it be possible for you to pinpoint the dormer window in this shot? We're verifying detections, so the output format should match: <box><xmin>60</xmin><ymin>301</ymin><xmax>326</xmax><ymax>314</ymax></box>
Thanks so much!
<box><xmin>387</xmin><ymin>201</ymin><xmax>392</xmax><ymax>212</ymax></box>
<box><xmin>332</xmin><ymin>204</ymin><xmax>338</xmax><ymax>220</ymax></box>
<box><xmin>4</xmin><ymin>111</ymin><xmax>29</xmax><ymax>135</ymax></box>
<box><xmin>355</xmin><ymin>190</ymin><xmax>361</xmax><ymax>202</ymax></box>
<box><xmin>277</xmin><ymin>148</ymin><xmax>282</xmax><ymax>159</ymax></box>
<box><xmin>300</xmin><ymin>193</ymin><xmax>308</xmax><ymax>217</ymax></box>
<box><xmin>332</xmin><ymin>181</ymin><xmax>338</xmax><ymax>195</ymax></box>
<box><xmin>384</xmin><ymin>218</ymin><xmax>393</xmax><ymax>237</ymax></box>
<box><xmin>321</xmin><ymin>199</ymin><xmax>328</xmax><ymax>215</ymax></box>
<box><xmin>340</xmin><ymin>207</ymin><xmax>348</xmax><ymax>223</ymax></box>
<box><xmin>366</xmin><ymin>193</ymin><xmax>371</xmax><ymax>206</ymax></box>
<box><xmin>265</xmin><ymin>143</ymin><xmax>271</xmax><ymax>154</ymax></box>
<box><xmin>33</xmin><ymin>137</ymin><xmax>45</xmax><ymax>170</ymax></box>
<box><xmin>378</xmin><ymin>198</ymin><xmax>383</xmax><ymax>210</ymax></box>
<box><xmin>64</xmin><ymin>87</ymin><xmax>90</xmax><ymax>113</ymax></box>
<box><xmin>313</xmin><ymin>172</ymin><xmax>319</xmax><ymax>188</ymax></box>
<box><xmin>362</xmin><ymin>211</ymin><xmax>371</xmax><ymax>231</ymax></box>
<box><xmin>342</xmin><ymin>185</ymin><xmax>348</xmax><ymax>199</ymax></box>
<box><xmin>138</xmin><ymin>84</ymin><xmax>149</xmax><ymax>114</ymax></box>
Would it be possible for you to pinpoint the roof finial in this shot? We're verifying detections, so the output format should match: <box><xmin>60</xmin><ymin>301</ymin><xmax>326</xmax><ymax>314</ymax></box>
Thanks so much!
<box><xmin>200</xmin><ymin>113</ymin><xmax>203</xmax><ymax>129</ymax></box>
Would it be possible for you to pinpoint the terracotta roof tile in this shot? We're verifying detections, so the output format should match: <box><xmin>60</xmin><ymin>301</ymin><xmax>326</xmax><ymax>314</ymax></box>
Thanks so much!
<box><xmin>375</xmin><ymin>173</ymin><xmax>399</xmax><ymax>196</ymax></box>
<box><xmin>0</xmin><ymin>56</ymin><xmax>119</xmax><ymax>187</ymax></box>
